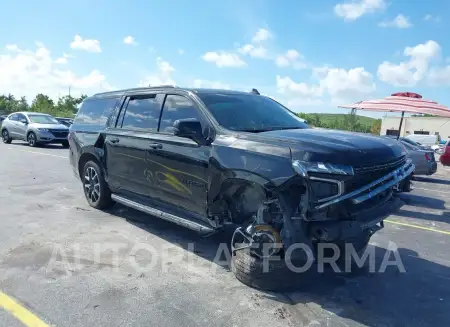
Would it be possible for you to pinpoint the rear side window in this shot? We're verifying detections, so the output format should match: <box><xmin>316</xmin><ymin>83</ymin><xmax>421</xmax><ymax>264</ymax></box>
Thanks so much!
<box><xmin>121</xmin><ymin>95</ymin><xmax>161</xmax><ymax>130</ymax></box>
<box><xmin>159</xmin><ymin>95</ymin><xmax>202</xmax><ymax>133</ymax></box>
<box><xmin>74</xmin><ymin>97</ymin><xmax>119</xmax><ymax>125</ymax></box>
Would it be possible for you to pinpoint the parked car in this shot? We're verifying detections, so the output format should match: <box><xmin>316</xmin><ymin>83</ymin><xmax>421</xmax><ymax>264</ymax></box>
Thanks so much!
<box><xmin>400</xmin><ymin>140</ymin><xmax>437</xmax><ymax>175</ymax></box>
<box><xmin>69</xmin><ymin>86</ymin><xmax>414</xmax><ymax>290</ymax></box>
<box><xmin>55</xmin><ymin>117</ymin><xmax>74</xmax><ymax>127</ymax></box>
<box><xmin>440</xmin><ymin>141</ymin><xmax>450</xmax><ymax>166</ymax></box>
<box><xmin>1</xmin><ymin>112</ymin><xmax>69</xmax><ymax>147</ymax></box>
<box><xmin>386</xmin><ymin>135</ymin><xmax>432</xmax><ymax>150</ymax></box>
<box><xmin>0</xmin><ymin>115</ymin><xmax>7</xmax><ymax>124</ymax></box>
<box><xmin>405</xmin><ymin>134</ymin><xmax>439</xmax><ymax>148</ymax></box>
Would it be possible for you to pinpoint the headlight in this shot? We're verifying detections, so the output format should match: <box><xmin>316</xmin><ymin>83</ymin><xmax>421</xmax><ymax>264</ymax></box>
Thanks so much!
<box><xmin>292</xmin><ymin>160</ymin><xmax>354</xmax><ymax>177</ymax></box>
<box><xmin>38</xmin><ymin>128</ymin><xmax>49</xmax><ymax>132</ymax></box>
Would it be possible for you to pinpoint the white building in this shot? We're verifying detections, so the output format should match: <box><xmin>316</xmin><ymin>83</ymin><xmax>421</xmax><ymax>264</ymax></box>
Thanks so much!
<box><xmin>380</xmin><ymin>116</ymin><xmax>450</xmax><ymax>141</ymax></box>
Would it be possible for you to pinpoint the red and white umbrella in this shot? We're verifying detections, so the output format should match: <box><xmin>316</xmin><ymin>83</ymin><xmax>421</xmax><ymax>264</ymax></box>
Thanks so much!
<box><xmin>339</xmin><ymin>92</ymin><xmax>450</xmax><ymax>117</ymax></box>
<box><xmin>339</xmin><ymin>92</ymin><xmax>450</xmax><ymax>138</ymax></box>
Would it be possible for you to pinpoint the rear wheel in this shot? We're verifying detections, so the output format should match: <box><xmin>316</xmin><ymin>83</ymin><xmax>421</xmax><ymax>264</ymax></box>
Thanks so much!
<box><xmin>82</xmin><ymin>160</ymin><xmax>114</xmax><ymax>209</ymax></box>
<box><xmin>27</xmin><ymin>132</ymin><xmax>38</xmax><ymax>147</ymax></box>
<box><xmin>1</xmin><ymin>129</ymin><xmax>12</xmax><ymax>144</ymax></box>
<box><xmin>61</xmin><ymin>140</ymin><xmax>69</xmax><ymax>148</ymax></box>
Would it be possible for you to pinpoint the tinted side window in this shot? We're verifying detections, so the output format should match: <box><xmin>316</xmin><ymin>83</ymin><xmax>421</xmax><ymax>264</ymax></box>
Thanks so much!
<box><xmin>9</xmin><ymin>114</ymin><xmax>18</xmax><ymax>121</ymax></box>
<box><xmin>17</xmin><ymin>114</ymin><xmax>26</xmax><ymax>121</ymax></box>
<box><xmin>159</xmin><ymin>95</ymin><xmax>202</xmax><ymax>133</ymax></box>
<box><xmin>121</xmin><ymin>95</ymin><xmax>161</xmax><ymax>130</ymax></box>
<box><xmin>74</xmin><ymin>97</ymin><xmax>119</xmax><ymax>125</ymax></box>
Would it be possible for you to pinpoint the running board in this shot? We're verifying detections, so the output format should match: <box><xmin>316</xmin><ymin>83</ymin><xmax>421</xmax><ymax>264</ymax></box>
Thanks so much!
<box><xmin>111</xmin><ymin>194</ymin><xmax>214</xmax><ymax>234</ymax></box>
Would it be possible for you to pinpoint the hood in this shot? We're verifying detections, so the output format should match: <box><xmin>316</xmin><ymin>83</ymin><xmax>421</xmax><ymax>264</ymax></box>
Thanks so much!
<box><xmin>30</xmin><ymin>123</ymin><xmax>69</xmax><ymax>130</ymax></box>
<box><xmin>243</xmin><ymin>128</ymin><xmax>407</xmax><ymax>166</ymax></box>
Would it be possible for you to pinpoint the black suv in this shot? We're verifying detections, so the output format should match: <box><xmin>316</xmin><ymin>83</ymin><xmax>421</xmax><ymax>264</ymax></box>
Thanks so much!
<box><xmin>69</xmin><ymin>86</ymin><xmax>414</xmax><ymax>289</ymax></box>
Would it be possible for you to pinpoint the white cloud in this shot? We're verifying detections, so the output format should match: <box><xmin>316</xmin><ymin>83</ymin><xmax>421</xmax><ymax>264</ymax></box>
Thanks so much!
<box><xmin>55</xmin><ymin>57</ymin><xmax>68</xmax><ymax>64</ymax></box>
<box><xmin>379</xmin><ymin>14</ymin><xmax>412</xmax><ymax>28</ymax></box>
<box><xmin>275</xmin><ymin>49</ymin><xmax>307</xmax><ymax>69</ymax></box>
<box><xmin>428</xmin><ymin>66</ymin><xmax>450</xmax><ymax>85</ymax></box>
<box><xmin>193</xmin><ymin>79</ymin><xmax>231</xmax><ymax>89</ymax></box>
<box><xmin>276</xmin><ymin>66</ymin><xmax>375</xmax><ymax>106</ymax></box>
<box><xmin>0</xmin><ymin>44</ymin><xmax>112</xmax><ymax>100</ymax></box>
<box><xmin>334</xmin><ymin>0</ymin><xmax>386</xmax><ymax>21</ymax></box>
<box><xmin>6</xmin><ymin>44</ymin><xmax>19</xmax><ymax>51</ymax></box>
<box><xmin>202</xmin><ymin>51</ymin><xmax>246</xmax><ymax>68</ymax></box>
<box><xmin>138</xmin><ymin>57</ymin><xmax>176</xmax><ymax>87</ymax></box>
<box><xmin>123</xmin><ymin>36</ymin><xmax>138</xmax><ymax>46</ymax></box>
<box><xmin>238</xmin><ymin>44</ymin><xmax>268</xmax><ymax>58</ymax></box>
<box><xmin>178</xmin><ymin>49</ymin><xmax>185</xmax><ymax>55</ymax></box>
<box><xmin>424</xmin><ymin>14</ymin><xmax>441</xmax><ymax>22</ymax></box>
<box><xmin>377</xmin><ymin>40</ymin><xmax>441</xmax><ymax>86</ymax></box>
<box><xmin>70</xmin><ymin>34</ymin><xmax>101</xmax><ymax>53</ymax></box>
<box><xmin>317</xmin><ymin>67</ymin><xmax>376</xmax><ymax>100</ymax></box>
<box><xmin>276</xmin><ymin>76</ymin><xmax>323</xmax><ymax>97</ymax></box>
<box><xmin>252</xmin><ymin>28</ymin><xmax>272</xmax><ymax>42</ymax></box>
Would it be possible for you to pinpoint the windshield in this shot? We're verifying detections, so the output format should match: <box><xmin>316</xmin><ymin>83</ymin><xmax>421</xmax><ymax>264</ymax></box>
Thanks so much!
<box><xmin>402</xmin><ymin>138</ymin><xmax>421</xmax><ymax>146</ymax></box>
<box><xmin>198</xmin><ymin>93</ymin><xmax>310</xmax><ymax>132</ymax></box>
<box><xmin>28</xmin><ymin>114</ymin><xmax>58</xmax><ymax>124</ymax></box>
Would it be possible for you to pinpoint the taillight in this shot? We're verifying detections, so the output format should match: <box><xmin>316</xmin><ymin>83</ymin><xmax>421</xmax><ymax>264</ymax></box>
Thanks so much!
<box><xmin>425</xmin><ymin>153</ymin><xmax>431</xmax><ymax>161</ymax></box>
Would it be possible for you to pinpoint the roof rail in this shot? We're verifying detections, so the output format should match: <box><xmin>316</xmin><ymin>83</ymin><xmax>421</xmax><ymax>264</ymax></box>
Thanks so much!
<box><xmin>146</xmin><ymin>85</ymin><xmax>176</xmax><ymax>88</ymax></box>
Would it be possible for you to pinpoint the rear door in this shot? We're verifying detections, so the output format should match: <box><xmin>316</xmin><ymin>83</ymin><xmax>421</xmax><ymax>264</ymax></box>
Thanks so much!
<box><xmin>104</xmin><ymin>93</ymin><xmax>164</xmax><ymax>198</ymax></box>
<box><xmin>6</xmin><ymin>114</ymin><xmax>19</xmax><ymax>137</ymax></box>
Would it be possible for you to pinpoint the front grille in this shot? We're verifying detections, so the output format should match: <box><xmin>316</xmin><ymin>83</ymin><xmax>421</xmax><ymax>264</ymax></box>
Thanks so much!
<box><xmin>49</xmin><ymin>129</ymin><xmax>68</xmax><ymax>138</ymax></box>
<box><xmin>346</xmin><ymin>156</ymin><xmax>406</xmax><ymax>192</ymax></box>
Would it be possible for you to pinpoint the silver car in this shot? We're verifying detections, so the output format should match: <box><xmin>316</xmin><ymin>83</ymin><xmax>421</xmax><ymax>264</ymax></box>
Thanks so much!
<box><xmin>401</xmin><ymin>140</ymin><xmax>437</xmax><ymax>176</ymax></box>
<box><xmin>1</xmin><ymin>112</ymin><xmax>69</xmax><ymax>147</ymax></box>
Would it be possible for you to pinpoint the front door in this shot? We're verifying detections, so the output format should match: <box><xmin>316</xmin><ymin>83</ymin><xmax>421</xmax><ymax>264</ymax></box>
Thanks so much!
<box><xmin>104</xmin><ymin>94</ymin><xmax>164</xmax><ymax>198</ymax></box>
<box><xmin>143</xmin><ymin>94</ymin><xmax>210</xmax><ymax>217</ymax></box>
<box><xmin>16</xmin><ymin>113</ymin><xmax>28</xmax><ymax>140</ymax></box>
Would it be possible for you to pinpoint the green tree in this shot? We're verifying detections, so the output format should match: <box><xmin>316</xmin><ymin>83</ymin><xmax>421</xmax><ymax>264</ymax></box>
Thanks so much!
<box><xmin>30</xmin><ymin>93</ymin><xmax>55</xmax><ymax>114</ymax></box>
<box><xmin>17</xmin><ymin>96</ymin><xmax>29</xmax><ymax>111</ymax></box>
<box><xmin>370</xmin><ymin>119</ymin><xmax>382</xmax><ymax>135</ymax></box>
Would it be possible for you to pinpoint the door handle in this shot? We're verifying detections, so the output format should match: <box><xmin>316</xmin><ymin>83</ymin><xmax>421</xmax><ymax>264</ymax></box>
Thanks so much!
<box><xmin>110</xmin><ymin>138</ymin><xmax>120</xmax><ymax>144</ymax></box>
<box><xmin>149</xmin><ymin>143</ymin><xmax>163</xmax><ymax>150</ymax></box>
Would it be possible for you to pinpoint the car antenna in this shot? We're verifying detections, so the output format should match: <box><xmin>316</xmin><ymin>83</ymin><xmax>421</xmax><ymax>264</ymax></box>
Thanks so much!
<box><xmin>250</xmin><ymin>88</ymin><xmax>260</xmax><ymax>95</ymax></box>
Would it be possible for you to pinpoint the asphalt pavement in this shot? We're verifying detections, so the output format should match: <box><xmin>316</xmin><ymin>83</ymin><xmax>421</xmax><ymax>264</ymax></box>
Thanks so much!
<box><xmin>1</xmin><ymin>142</ymin><xmax>450</xmax><ymax>327</ymax></box>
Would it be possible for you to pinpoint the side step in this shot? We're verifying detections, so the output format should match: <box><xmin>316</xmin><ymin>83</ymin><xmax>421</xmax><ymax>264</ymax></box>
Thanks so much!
<box><xmin>111</xmin><ymin>194</ymin><xmax>214</xmax><ymax>234</ymax></box>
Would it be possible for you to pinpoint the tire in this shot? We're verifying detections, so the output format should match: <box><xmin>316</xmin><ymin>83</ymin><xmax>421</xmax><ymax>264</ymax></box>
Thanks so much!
<box><xmin>82</xmin><ymin>160</ymin><xmax>114</xmax><ymax>209</ymax></box>
<box><xmin>27</xmin><ymin>132</ymin><xmax>38</xmax><ymax>147</ymax></box>
<box><xmin>231</xmin><ymin>248</ymin><xmax>312</xmax><ymax>291</ymax></box>
<box><xmin>61</xmin><ymin>140</ymin><xmax>69</xmax><ymax>148</ymax></box>
<box><xmin>1</xmin><ymin>129</ymin><xmax>12</xmax><ymax>144</ymax></box>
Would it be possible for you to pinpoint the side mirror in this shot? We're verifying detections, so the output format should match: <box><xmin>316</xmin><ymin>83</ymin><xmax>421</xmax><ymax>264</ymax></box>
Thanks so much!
<box><xmin>20</xmin><ymin>119</ymin><xmax>28</xmax><ymax>124</ymax></box>
<box><xmin>173</xmin><ymin>119</ymin><xmax>203</xmax><ymax>138</ymax></box>
<box><xmin>173</xmin><ymin>119</ymin><xmax>212</xmax><ymax>145</ymax></box>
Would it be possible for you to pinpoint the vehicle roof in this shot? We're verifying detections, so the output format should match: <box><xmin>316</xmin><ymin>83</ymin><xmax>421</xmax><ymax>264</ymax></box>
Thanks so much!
<box><xmin>10</xmin><ymin>112</ymin><xmax>52</xmax><ymax>116</ymax></box>
<box><xmin>89</xmin><ymin>86</ymin><xmax>258</xmax><ymax>99</ymax></box>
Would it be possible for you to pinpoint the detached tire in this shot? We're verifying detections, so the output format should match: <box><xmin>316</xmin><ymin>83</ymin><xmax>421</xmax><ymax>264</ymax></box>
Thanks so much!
<box><xmin>82</xmin><ymin>160</ymin><xmax>114</xmax><ymax>210</ymax></box>
<box><xmin>232</xmin><ymin>249</ymin><xmax>310</xmax><ymax>291</ymax></box>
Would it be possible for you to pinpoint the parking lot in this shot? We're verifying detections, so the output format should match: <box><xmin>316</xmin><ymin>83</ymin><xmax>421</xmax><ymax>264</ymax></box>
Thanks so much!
<box><xmin>1</xmin><ymin>142</ymin><xmax>450</xmax><ymax>327</ymax></box>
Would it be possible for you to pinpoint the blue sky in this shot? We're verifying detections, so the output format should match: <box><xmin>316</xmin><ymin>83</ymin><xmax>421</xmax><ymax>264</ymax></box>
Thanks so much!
<box><xmin>0</xmin><ymin>0</ymin><xmax>448</xmax><ymax>117</ymax></box>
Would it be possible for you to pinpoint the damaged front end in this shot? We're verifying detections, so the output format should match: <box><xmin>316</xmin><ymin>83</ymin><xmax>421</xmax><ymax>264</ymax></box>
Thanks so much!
<box><xmin>231</xmin><ymin>156</ymin><xmax>414</xmax><ymax>260</ymax></box>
